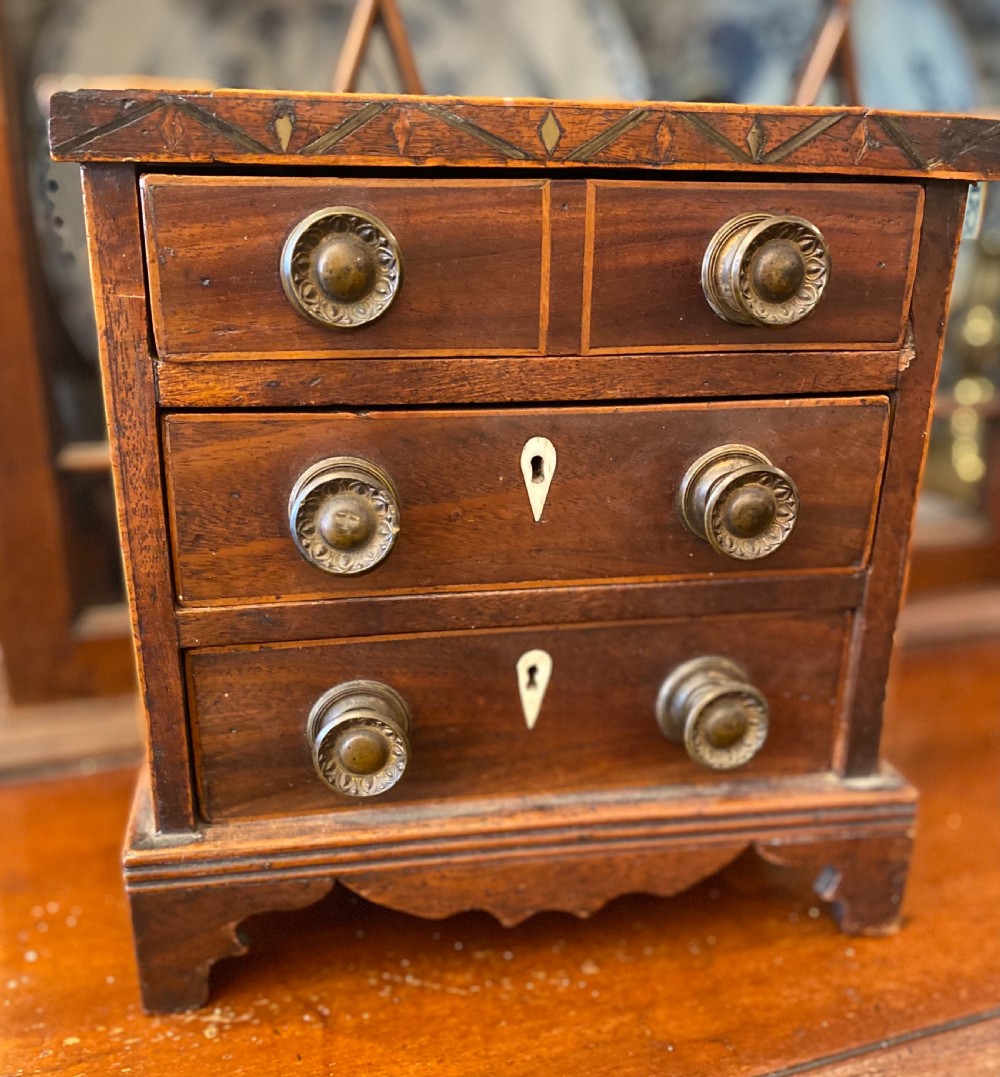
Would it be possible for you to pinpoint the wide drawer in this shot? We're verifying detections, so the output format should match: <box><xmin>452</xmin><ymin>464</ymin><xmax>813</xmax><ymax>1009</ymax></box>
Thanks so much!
<box><xmin>142</xmin><ymin>176</ymin><xmax>550</xmax><ymax>358</ymax></box>
<box><xmin>164</xmin><ymin>397</ymin><xmax>890</xmax><ymax>605</ymax></box>
<box><xmin>189</xmin><ymin>610</ymin><xmax>850</xmax><ymax>821</ymax></box>
<box><xmin>586</xmin><ymin>181</ymin><xmax>922</xmax><ymax>352</ymax></box>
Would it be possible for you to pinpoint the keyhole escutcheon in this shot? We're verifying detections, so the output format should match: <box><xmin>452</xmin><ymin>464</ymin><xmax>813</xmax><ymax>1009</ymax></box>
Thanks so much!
<box><xmin>520</xmin><ymin>437</ymin><xmax>557</xmax><ymax>522</ymax></box>
<box><xmin>516</xmin><ymin>648</ymin><xmax>552</xmax><ymax>730</ymax></box>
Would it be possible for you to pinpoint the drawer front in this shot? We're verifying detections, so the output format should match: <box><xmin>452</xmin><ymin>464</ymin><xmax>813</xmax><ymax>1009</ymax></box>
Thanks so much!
<box><xmin>190</xmin><ymin>611</ymin><xmax>849</xmax><ymax>821</ymax></box>
<box><xmin>142</xmin><ymin>176</ymin><xmax>549</xmax><ymax>358</ymax></box>
<box><xmin>164</xmin><ymin>397</ymin><xmax>890</xmax><ymax>605</ymax></box>
<box><xmin>586</xmin><ymin>181</ymin><xmax>922</xmax><ymax>352</ymax></box>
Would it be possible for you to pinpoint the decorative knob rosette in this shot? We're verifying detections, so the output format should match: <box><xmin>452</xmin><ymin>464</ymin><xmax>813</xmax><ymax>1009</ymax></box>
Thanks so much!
<box><xmin>281</xmin><ymin>206</ymin><xmax>401</xmax><ymax>328</ymax></box>
<box><xmin>308</xmin><ymin>680</ymin><xmax>411</xmax><ymax>797</ymax></box>
<box><xmin>702</xmin><ymin>212</ymin><xmax>830</xmax><ymax>328</ymax></box>
<box><xmin>289</xmin><ymin>456</ymin><xmax>400</xmax><ymax>575</ymax></box>
<box><xmin>656</xmin><ymin>656</ymin><xmax>769</xmax><ymax>770</ymax></box>
<box><xmin>678</xmin><ymin>444</ymin><xmax>799</xmax><ymax>561</ymax></box>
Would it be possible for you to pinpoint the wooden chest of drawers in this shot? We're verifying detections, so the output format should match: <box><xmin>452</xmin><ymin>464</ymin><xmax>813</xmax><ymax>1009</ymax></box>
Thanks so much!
<box><xmin>50</xmin><ymin>90</ymin><xmax>999</xmax><ymax>1012</ymax></box>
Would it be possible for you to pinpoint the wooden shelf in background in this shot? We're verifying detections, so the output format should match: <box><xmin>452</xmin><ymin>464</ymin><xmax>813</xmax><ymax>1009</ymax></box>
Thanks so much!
<box><xmin>0</xmin><ymin>25</ymin><xmax>132</xmax><ymax>705</ymax></box>
<box><xmin>55</xmin><ymin>440</ymin><xmax>113</xmax><ymax>473</ymax></box>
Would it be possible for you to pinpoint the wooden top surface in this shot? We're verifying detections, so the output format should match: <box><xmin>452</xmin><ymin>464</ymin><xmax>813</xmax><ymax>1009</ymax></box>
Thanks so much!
<box><xmin>49</xmin><ymin>88</ymin><xmax>1000</xmax><ymax>179</ymax></box>
<box><xmin>2</xmin><ymin>634</ymin><xmax>999</xmax><ymax>1075</ymax></box>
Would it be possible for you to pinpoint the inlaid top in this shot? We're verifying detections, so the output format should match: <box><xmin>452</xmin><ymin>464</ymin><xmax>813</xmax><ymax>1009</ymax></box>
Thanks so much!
<box><xmin>49</xmin><ymin>88</ymin><xmax>1000</xmax><ymax>179</ymax></box>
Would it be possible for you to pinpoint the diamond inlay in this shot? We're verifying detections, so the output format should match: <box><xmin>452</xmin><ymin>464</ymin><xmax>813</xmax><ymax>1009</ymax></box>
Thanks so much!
<box><xmin>392</xmin><ymin>109</ymin><xmax>413</xmax><ymax>154</ymax></box>
<box><xmin>274</xmin><ymin>109</ymin><xmax>295</xmax><ymax>152</ymax></box>
<box><xmin>653</xmin><ymin>117</ymin><xmax>672</xmax><ymax>160</ymax></box>
<box><xmin>538</xmin><ymin>109</ymin><xmax>564</xmax><ymax>155</ymax></box>
<box><xmin>746</xmin><ymin>117</ymin><xmax>766</xmax><ymax>162</ymax></box>
<box><xmin>50</xmin><ymin>90</ymin><xmax>1000</xmax><ymax>181</ymax></box>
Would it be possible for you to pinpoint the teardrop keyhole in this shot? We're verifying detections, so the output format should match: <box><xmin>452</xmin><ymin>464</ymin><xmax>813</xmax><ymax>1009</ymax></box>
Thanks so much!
<box><xmin>520</xmin><ymin>437</ymin><xmax>557</xmax><ymax>523</ymax></box>
<box><xmin>516</xmin><ymin>648</ymin><xmax>552</xmax><ymax>730</ymax></box>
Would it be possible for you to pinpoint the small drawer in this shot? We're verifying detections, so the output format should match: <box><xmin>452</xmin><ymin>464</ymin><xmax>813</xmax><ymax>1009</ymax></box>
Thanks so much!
<box><xmin>189</xmin><ymin>610</ymin><xmax>850</xmax><ymax>821</ymax></box>
<box><xmin>163</xmin><ymin>397</ymin><xmax>890</xmax><ymax>606</ymax></box>
<box><xmin>585</xmin><ymin>181</ymin><xmax>922</xmax><ymax>352</ymax></box>
<box><xmin>142</xmin><ymin>176</ymin><xmax>550</xmax><ymax>358</ymax></box>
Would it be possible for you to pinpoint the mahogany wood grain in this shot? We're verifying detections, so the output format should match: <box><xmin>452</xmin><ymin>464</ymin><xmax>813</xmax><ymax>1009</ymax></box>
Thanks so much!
<box><xmin>340</xmin><ymin>844</ymin><xmax>755</xmax><ymax>928</ymax></box>
<box><xmin>341</xmin><ymin>828</ymin><xmax>914</xmax><ymax>937</ymax></box>
<box><xmin>802</xmin><ymin>1015</ymin><xmax>1000</xmax><ymax>1076</ymax></box>
<box><xmin>187</xmin><ymin>611</ymin><xmax>850</xmax><ymax>820</ymax></box>
<box><xmin>81</xmin><ymin>165</ymin><xmax>193</xmax><ymax>831</ymax></box>
<box><xmin>163</xmin><ymin>397</ymin><xmax>890</xmax><ymax>605</ymax></box>
<box><xmin>142</xmin><ymin>176</ymin><xmax>550</xmax><ymax>359</ymax></box>
<box><xmin>53</xmin><ymin>90</ymin><xmax>991</xmax><ymax>1019</ymax></box>
<box><xmin>840</xmin><ymin>182</ymin><xmax>969</xmax><ymax>776</ymax></box>
<box><xmin>0</xmin><ymin>583</ymin><xmax>996</xmax><ymax>1076</ymax></box>
<box><xmin>130</xmin><ymin>876</ymin><xmax>333</xmax><ymax>1013</ymax></box>
<box><xmin>174</xmin><ymin>571</ymin><xmax>867</xmax><ymax>649</ymax></box>
<box><xmin>118</xmin><ymin>761</ymin><xmax>917</xmax><ymax>1010</ymax></box>
<box><xmin>586</xmin><ymin>181</ymin><xmax>922</xmax><ymax>351</ymax></box>
<box><xmin>756</xmin><ymin>830</ymin><xmax>912</xmax><ymax>936</ymax></box>
<box><xmin>48</xmin><ymin>89</ymin><xmax>1000</xmax><ymax>181</ymax></box>
<box><xmin>154</xmin><ymin>346</ymin><xmax>904</xmax><ymax>409</ymax></box>
<box><xmin>545</xmin><ymin>180</ymin><xmax>588</xmax><ymax>354</ymax></box>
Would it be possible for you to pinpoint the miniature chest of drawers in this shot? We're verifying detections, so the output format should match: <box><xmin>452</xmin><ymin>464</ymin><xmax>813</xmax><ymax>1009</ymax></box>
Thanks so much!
<box><xmin>50</xmin><ymin>89</ymin><xmax>999</xmax><ymax>1012</ymax></box>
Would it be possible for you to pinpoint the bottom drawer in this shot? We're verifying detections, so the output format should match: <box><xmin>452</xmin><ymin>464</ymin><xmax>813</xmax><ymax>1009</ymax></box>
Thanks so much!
<box><xmin>189</xmin><ymin>611</ymin><xmax>850</xmax><ymax>822</ymax></box>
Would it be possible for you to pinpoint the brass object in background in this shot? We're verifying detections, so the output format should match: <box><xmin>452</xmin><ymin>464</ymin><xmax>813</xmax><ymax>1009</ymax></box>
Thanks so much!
<box><xmin>679</xmin><ymin>443</ymin><xmax>799</xmax><ymax>560</ymax></box>
<box><xmin>289</xmin><ymin>456</ymin><xmax>400</xmax><ymax>575</ymax></box>
<box><xmin>656</xmin><ymin>656</ymin><xmax>769</xmax><ymax>770</ymax></box>
<box><xmin>702</xmin><ymin>213</ymin><xmax>830</xmax><ymax>327</ymax></box>
<box><xmin>308</xmin><ymin>679</ymin><xmax>411</xmax><ymax>797</ymax></box>
<box><xmin>281</xmin><ymin>206</ymin><xmax>401</xmax><ymax>329</ymax></box>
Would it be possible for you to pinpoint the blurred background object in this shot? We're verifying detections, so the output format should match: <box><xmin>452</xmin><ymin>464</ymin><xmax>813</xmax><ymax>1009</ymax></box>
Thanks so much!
<box><xmin>1</xmin><ymin>0</ymin><xmax>998</xmax><ymax>773</ymax></box>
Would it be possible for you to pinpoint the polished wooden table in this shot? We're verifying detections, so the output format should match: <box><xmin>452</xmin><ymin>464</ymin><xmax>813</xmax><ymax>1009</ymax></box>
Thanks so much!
<box><xmin>1</xmin><ymin>634</ymin><xmax>998</xmax><ymax>1075</ymax></box>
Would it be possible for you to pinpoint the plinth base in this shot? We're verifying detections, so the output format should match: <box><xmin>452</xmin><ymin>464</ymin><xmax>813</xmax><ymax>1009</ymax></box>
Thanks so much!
<box><xmin>124</xmin><ymin>770</ymin><xmax>916</xmax><ymax>1012</ymax></box>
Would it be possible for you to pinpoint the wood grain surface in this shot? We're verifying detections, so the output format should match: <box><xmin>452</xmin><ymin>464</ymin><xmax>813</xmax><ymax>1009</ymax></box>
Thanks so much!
<box><xmin>187</xmin><ymin>610</ymin><xmax>849</xmax><ymax>820</ymax></box>
<box><xmin>55</xmin><ymin>86</ymin><xmax>993</xmax><ymax>1041</ymax></box>
<box><xmin>163</xmin><ymin>397</ymin><xmax>890</xmax><ymax>605</ymax></box>
<box><xmin>143</xmin><ymin>176</ymin><xmax>550</xmax><ymax>359</ymax></box>
<box><xmin>585</xmin><ymin>181</ymin><xmax>921</xmax><ymax>351</ymax></box>
<box><xmin>1</xmin><ymin>635</ymin><xmax>997</xmax><ymax>1073</ymax></box>
<box><xmin>48</xmin><ymin>89</ymin><xmax>1000</xmax><ymax>181</ymax></box>
<box><xmin>143</xmin><ymin>175</ymin><xmax>919</xmax><ymax>359</ymax></box>
<box><xmin>174</xmin><ymin>571</ymin><xmax>867</xmax><ymax>649</ymax></box>
<box><xmin>839</xmin><ymin>182</ymin><xmax>969</xmax><ymax>776</ymax></box>
<box><xmin>153</xmin><ymin>347</ymin><xmax>904</xmax><ymax>409</ymax></box>
<box><xmin>81</xmin><ymin>165</ymin><xmax>194</xmax><ymax>832</ymax></box>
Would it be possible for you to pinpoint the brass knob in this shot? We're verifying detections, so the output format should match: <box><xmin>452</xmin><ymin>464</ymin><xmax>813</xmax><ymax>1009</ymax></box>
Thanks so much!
<box><xmin>308</xmin><ymin>680</ymin><xmax>411</xmax><ymax>797</ymax></box>
<box><xmin>281</xmin><ymin>206</ymin><xmax>401</xmax><ymax>328</ymax></box>
<box><xmin>701</xmin><ymin>213</ymin><xmax>830</xmax><ymax>327</ymax></box>
<box><xmin>289</xmin><ymin>456</ymin><xmax>400</xmax><ymax>575</ymax></box>
<box><xmin>678</xmin><ymin>444</ymin><xmax>799</xmax><ymax>560</ymax></box>
<box><xmin>656</xmin><ymin>656</ymin><xmax>769</xmax><ymax>770</ymax></box>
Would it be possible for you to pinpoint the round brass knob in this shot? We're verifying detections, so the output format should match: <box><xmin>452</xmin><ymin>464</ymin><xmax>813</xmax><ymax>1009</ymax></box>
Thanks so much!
<box><xmin>701</xmin><ymin>213</ymin><xmax>830</xmax><ymax>327</ymax></box>
<box><xmin>656</xmin><ymin>656</ymin><xmax>769</xmax><ymax>770</ymax></box>
<box><xmin>289</xmin><ymin>456</ymin><xmax>400</xmax><ymax>575</ymax></box>
<box><xmin>281</xmin><ymin>206</ymin><xmax>401</xmax><ymax>328</ymax></box>
<box><xmin>308</xmin><ymin>679</ymin><xmax>411</xmax><ymax>797</ymax></box>
<box><xmin>678</xmin><ymin>444</ymin><xmax>799</xmax><ymax>560</ymax></box>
